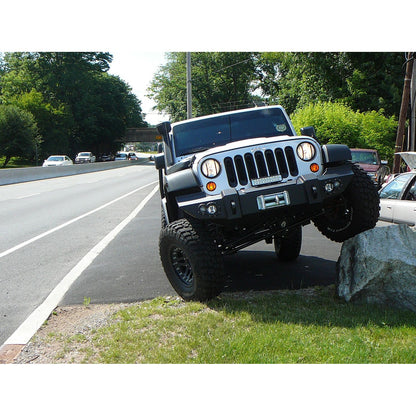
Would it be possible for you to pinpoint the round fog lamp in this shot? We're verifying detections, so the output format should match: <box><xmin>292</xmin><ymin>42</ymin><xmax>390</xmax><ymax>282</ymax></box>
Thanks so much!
<box><xmin>207</xmin><ymin>205</ymin><xmax>217</xmax><ymax>215</ymax></box>
<box><xmin>325</xmin><ymin>182</ymin><xmax>334</xmax><ymax>193</ymax></box>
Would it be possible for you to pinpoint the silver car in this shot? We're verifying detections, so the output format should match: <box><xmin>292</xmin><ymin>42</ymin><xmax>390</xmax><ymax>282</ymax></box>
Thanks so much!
<box><xmin>379</xmin><ymin>152</ymin><xmax>416</xmax><ymax>225</ymax></box>
<box><xmin>75</xmin><ymin>152</ymin><xmax>96</xmax><ymax>164</ymax></box>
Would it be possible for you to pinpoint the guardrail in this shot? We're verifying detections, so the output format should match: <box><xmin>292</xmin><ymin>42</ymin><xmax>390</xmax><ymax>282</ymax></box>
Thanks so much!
<box><xmin>0</xmin><ymin>157</ymin><xmax>150</xmax><ymax>186</ymax></box>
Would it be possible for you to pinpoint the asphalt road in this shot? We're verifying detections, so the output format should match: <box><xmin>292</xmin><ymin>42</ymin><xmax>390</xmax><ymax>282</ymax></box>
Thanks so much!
<box><xmin>0</xmin><ymin>163</ymin><xmax>342</xmax><ymax>346</ymax></box>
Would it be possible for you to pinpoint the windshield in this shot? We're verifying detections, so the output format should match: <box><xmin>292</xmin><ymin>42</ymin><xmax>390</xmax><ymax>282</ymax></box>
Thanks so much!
<box><xmin>48</xmin><ymin>156</ymin><xmax>64</xmax><ymax>161</ymax></box>
<box><xmin>351</xmin><ymin>151</ymin><xmax>378</xmax><ymax>165</ymax></box>
<box><xmin>379</xmin><ymin>173</ymin><xmax>413</xmax><ymax>199</ymax></box>
<box><xmin>172</xmin><ymin>107</ymin><xmax>292</xmax><ymax>157</ymax></box>
<box><xmin>78</xmin><ymin>152</ymin><xmax>90</xmax><ymax>156</ymax></box>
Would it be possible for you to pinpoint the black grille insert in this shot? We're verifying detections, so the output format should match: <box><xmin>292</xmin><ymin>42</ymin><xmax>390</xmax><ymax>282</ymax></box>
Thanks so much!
<box><xmin>285</xmin><ymin>147</ymin><xmax>298</xmax><ymax>176</ymax></box>
<box><xmin>222</xmin><ymin>146</ymin><xmax>298</xmax><ymax>187</ymax></box>
<box><xmin>224</xmin><ymin>157</ymin><xmax>238</xmax><ymax>187</ymax></box>
<box><xmin>234</xmin><ymin>155</ymin><xmax>248</xmax><ymax>185</ymax></box>
<box><xmin>244</xmin><ymin>153</ymin><xmax>258</xmax><ymax>180</ymax></box>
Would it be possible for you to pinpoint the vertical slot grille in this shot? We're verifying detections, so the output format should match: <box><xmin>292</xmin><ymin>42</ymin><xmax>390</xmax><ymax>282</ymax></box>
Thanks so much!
<box><xmin>224</xmin><ymin>157</ymin><xmax>237</xmax><ymax>187</ymax></box>
<box><xmin>234</xmin><ymin>155</ymin><xmax>248</xmax><ymax>185</ymax></box>
<box><xmin>265</xmin><ymin>149</ymin><xmax>278</xmax><ymax>176</ymax></box>
<box><xmin>275</xmin><ymin>148</ymin><xmax>288</xmax><ymax>178</ymax></box>
<box><xmin>222</xmin><ymin>145</ymin><xmax>299</xmax><ymax>187</ymax></box>
<box><xmin>254</xmin><ymin>151</ymin><xmax>268</xmax><ymax>177</ymax></box>
<box><xmin>285</xmin><ymin>147</ymin><xmax>298</xmax><ymax>176</ymax></box>
<box><xmin>244</xmin><ymin>153</ymin><xmax>258</xmax><ymax>180</ymax></box>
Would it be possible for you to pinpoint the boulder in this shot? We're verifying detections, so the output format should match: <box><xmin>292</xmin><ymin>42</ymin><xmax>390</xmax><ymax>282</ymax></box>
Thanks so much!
<box><xmin>337</xmin><ymin>224</ymin><xmax>416</xmax><ymax>311</ymax></box>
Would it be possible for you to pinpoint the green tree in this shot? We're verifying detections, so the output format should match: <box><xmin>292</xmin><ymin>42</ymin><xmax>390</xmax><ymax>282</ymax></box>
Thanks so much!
<box><xmin>5</xmin><ymin>90</ymin><xmax>72</xmax><ymax>158</ymax></box>
<box><xmin>0</xmin><ymin>104</ymin><xmax>39</xmax><ymax>167</ymax></box>
<box><xmin>291</xmin><ymin>102</ymin><xmax>397</xmax><ymax>163</ymax></box>
<box><xmin>0</xmin><ymin>52</ymin><xmax>147</xmax><ymax>158</ymax></box>
<box><xmin>257</xmin><ymin>52</ymin><xmax>404</xmax><ymax>117</ymax></box>
<box><xmin>73</xmin><ymin>72</ymin><xmax>147</xmax><ymax>155</ymax></box>
<box><xmin>148</xmin><ymin>52</ymin><xmax>259</xmax><ymax>122</ymax></box>
<box><xmin>291</xmin><ymin>102</ymin><xmax>362</xmax><ymax>147</ymax></box>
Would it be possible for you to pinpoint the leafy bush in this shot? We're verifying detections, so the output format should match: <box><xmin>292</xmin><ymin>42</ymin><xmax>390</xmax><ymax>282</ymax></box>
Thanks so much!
<box><xmin>0</xmin><ymin>104</ymin><xmax>39</xmax><ymax>167</ymax></box>
<box><xmin>358</xmin><ymin>110</ymin><xmax>397</xmax><ymax>162</ymax></box>
<box><xmin>291</xmin><ymin>102</ymin><xmax>397</xmax><ymax>164</ymax></box>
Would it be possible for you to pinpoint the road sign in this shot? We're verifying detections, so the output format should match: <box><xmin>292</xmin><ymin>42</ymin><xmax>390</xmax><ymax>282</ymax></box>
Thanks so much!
<box><xmin>124</xmin><ymin>128</ymin><xmax>162</xmax><ymax>142</ymax></box>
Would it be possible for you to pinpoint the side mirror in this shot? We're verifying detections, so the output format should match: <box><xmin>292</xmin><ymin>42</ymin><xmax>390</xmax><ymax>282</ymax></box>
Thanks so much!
<box><xmin>157</xmin><ymin>143</ymin><xmax>164</xmax><ymax>153</ymax></box>
<box><xmin>154</xmin><ymin>154</ymin><xmax>166</xmax><ymax>170</ymax></box>
<box><xmin>300</xmin><ymin>126</ymin><xmax>316</xmax><ymax>139</ymax></box>
<box><xmin>157</xmin><ymin>121</ymin><xmax>171</xmax><ymax>137</ymax></box>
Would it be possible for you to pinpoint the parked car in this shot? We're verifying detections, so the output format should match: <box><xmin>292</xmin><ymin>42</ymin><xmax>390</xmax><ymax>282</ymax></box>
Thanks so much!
<box><xmin>42</xmin><ymin>155</ymin><xmax>73</xmax><ymax>167</ymax></box>
<box><xmin>350</xmin><ymin>148</ymin><xmax>390</xmax><ymax>187</ymax></box>
<box><xmin>99</xmin><ymin>153</ymin><xmax>114</xmax><ymax>162</ymax></box>
<box><xmin>75</xmin><ymin>152</ymin><xmax>96</xmax><ymax>163</ymax></box>
<box><xmin>379</xmin><ymin>152</ymin><xmax>416</xmax><ymax>225</ymax></box>
<box><xmin>115</xmin><ymin>152</ymin><xmax>128</xmax><ymax>161</ymax></box>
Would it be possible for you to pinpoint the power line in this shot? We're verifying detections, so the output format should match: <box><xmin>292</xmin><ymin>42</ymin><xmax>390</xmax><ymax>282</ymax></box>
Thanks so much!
<box><xmin>211</xmin><ymin>58</ymin><xmax>252</xmax><ymax>74</ymax></box>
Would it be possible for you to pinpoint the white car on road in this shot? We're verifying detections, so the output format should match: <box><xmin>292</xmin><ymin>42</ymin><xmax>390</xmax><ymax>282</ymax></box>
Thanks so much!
<box><xmin>75</xmin><ymin>152</ymin><xmax>96</xmax><ymax>164</ymax></box>
<box><xmin>379</xmin><ymin>152</ymin><xmax>416</xmax><ymax>226</ymax></box>
<box><xmin>42</xmin><ymin>155</ymin><xmax>73</xmax><ymax>167</ymax></box>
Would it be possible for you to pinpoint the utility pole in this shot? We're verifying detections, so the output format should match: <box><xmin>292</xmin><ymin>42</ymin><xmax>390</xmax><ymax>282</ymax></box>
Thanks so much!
<box><xmin>410</xmin><ymin>59</ymin><xmax>416</xmax><ymax>151</ymax></box>
<box><xmin>393</xmin><ymin>52</ymin><xmax>414</xmax><ymax>173</ymax></box>
<box><xmin>186</xmin><ymin>52</ymin><xmax>192</xmax><ymax>119</ymax></box>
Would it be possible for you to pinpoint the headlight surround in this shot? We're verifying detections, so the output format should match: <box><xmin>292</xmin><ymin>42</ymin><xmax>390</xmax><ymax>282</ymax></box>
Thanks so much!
<box><xmin>297</xmin><ymin>142</ymin><xmax>316</xmax><ymax>161</ymax></box>
<box><xmin>201</xmin><ymin>158</ymin><xmax>221</xmax><ymax>178</ymax></box>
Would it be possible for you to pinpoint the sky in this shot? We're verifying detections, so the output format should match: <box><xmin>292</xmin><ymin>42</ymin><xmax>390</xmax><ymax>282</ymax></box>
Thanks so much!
<box><xmin>108</xmin><ymin>51</ymin><xmax>169</xmax><ymax>126</ymax></box>
<box><xmin>2</xmin><ymin>1</ymin><xmax>411</xmax><ymax>131</ymax></box>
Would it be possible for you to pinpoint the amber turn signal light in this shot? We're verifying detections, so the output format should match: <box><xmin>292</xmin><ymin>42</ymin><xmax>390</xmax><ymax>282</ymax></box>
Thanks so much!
<box><xmin>310</xmin><ymin>163</ymin><xmax>319</xmax><ymax>173</ymax></box>
<box><xmin>206</xmin><ymin>182</ymin><xmax>217</xmax><ymax>191</ymax></box>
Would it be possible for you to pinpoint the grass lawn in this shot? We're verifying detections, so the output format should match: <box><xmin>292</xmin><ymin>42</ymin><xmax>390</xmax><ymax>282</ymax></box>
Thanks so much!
<box><xmin>0</xmin><ymin>156</ymin><xmax>36</xmax><ymax>168</ymax></box>
<box><xmin>54</xmin><ymin>285</ymin><xmax>416</xmax><ymax>364</ymax></box>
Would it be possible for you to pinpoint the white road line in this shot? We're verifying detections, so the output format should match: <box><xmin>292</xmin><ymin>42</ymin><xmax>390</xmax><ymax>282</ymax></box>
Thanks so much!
<box><xmin>16</xmin><ymin>193</ymin><xmax>41</xmax><ymax>199</ymax></box>
<box><xmin>0</xmin><ymin>180</ymin><xmax>157</xmax><ymax>259</ymax></box>
<box><xmin>3</xmin><ymin>184</ymin><xmax>159</xmax><ymax>346</ymax></box>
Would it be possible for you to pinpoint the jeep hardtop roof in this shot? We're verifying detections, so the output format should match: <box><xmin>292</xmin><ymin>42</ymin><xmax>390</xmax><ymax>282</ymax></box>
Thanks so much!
<box><xmin>170</xmin><ymin>105</ymin><xmax>297</xmax><ymax>158</ymax></box>
<box><xmin>171</xmin><ymin>105</ymin><xmax>293</xmax><ymax>128</ymax></box>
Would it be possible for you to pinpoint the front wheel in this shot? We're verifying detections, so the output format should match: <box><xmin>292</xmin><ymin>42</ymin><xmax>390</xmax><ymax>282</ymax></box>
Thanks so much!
<box><xmin>313</xmin><ymin>164</ymin><xmax>380</xmax><ymax>242</ymax></box>
<box><xmin>159</xmin><ymin>218</ymin><xmax>225</xmax><ymax>301</ymax></box>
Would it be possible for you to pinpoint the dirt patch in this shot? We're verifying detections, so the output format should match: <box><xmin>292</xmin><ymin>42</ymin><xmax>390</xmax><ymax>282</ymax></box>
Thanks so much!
<box><xmin>14</xmin><ymin>303</ymin><xmax>133</xmax><ymax>364</ymax></box>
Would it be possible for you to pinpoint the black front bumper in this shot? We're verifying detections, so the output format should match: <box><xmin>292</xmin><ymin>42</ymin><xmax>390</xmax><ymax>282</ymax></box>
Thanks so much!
<box><xmin>176</xmin><ymin>166</ymin><xmax>354</xmax><ymax>221</ymax></box>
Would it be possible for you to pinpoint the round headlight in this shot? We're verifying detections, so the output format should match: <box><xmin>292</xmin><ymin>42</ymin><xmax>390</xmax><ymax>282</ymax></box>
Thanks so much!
<box><xmin>201</xmin><ymin>159</ymin><xmax>221</xmax><ymax>178</ymax></box>
<box><xmin>297</xmin><ymin>142</ymin><xmax>316</xmax><ymax>161</ymax></box>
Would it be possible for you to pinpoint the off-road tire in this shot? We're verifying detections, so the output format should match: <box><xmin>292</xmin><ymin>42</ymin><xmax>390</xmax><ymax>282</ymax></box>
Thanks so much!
<box><xmin>159</xmin><ymin>218</ymin><xmax>225</xmax><ymax>301</ymax></box>
<box><xmin>274</xmin><ymin>225</ymin><xmax>302</xmax><ymax>261</ymax></box>
<box><xmin>313</xmin><ymin>163</ymin><xmax>379</xmax><ymax>242</ymax></box>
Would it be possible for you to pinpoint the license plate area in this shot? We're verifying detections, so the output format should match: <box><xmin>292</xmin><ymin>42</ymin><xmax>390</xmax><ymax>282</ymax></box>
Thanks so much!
<box><xmin>251</xmin><ymin>174</ymin><xmax>282</xmax><ymax>187</ymax></box>
<box><xmin>257</xmin><ymin>191</ymin><xmax>290</xmax><ymax>210</ymax></box>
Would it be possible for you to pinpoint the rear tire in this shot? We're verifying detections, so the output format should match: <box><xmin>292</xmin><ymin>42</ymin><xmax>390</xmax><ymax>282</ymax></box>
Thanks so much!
<box><xmin>159</xmin><ymin>218</ymin><xmax>225</xmax><ymax>301</ymax></box>
<box><xmin>313</xmin><ymin>164</ymin><xmax>379</xmax><ymax>242</ymax></box>
<box><xmin>274</xmin><ymin>225</ymin><xmax>302</xmax><ymax>261</ymax></box>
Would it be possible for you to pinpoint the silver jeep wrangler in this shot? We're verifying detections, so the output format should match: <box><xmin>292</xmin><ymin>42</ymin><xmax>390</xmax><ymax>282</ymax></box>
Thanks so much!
<box><xmin>155</xmin><ymin>105</ymin><xmax>379</xmax><ymax>301</ymax></box>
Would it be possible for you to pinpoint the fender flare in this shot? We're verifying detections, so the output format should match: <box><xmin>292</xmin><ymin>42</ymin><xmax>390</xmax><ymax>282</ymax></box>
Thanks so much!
<box><xmin>322</xmin><ymin>144</ymin><xmax>352</xmax><ymax>165</ymax></box>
